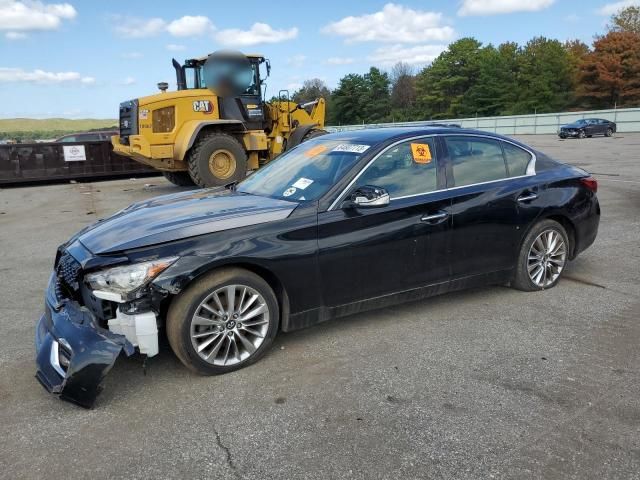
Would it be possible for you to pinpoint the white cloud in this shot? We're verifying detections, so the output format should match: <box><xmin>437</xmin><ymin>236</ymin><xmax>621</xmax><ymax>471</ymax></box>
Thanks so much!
<box><xmin>0</xmin><ymin>67</ymin><xmax>95</xmax><ymax>84</ymax></box>
<box><xmin>120</xmin><ymin>76</ymin><xmax>136</xmax><ymax>85</ymax></box>
<box><xmin>166</xmin><ymin>15</ymin><xmax>213</xmax><ymax>37</ymax></box>
<box><xmin>0</xmin><ymin>0</ymin><xmax>76</xmax><ymax>32</ymax></box>
<box><xmin>326</xmin><ymin>57</ymin><xmax>355</xmax><ymax>65</ymax></box>
<box><xmin>287</xmin><ymin>54</ymin><xmax>306</xmax><ymax>67</ymax></box>
<box><xmin>322</xmin><ymin>3</ymin><xmax>454</xmax><ymax>44</ymax></box>
<box><xmin>114</xmin><ymin>17</ymin><xmax>167</xmax><ymax>38</ymax></box>
<box><xmin>597</xmin><ymin>0</ymin><xmax>639</xmax><ymax>15</ymax></box>
<box><xmin>458</xmin><ymin>0</ymin><xmax>555</xmax><ymax>16</ymax></box>
<box><xmin>368</xmin><ymin>44</ymin><xmax>446</xmax><ymax>66</ymax></box>
<box><xmin>166</xmin><ymin>43</ymin><xmax>186</xmax><ymax>52</ymax></box>
<box><xmin>5</xmin><ymin>31</ymin><xmax>27</xmax><ymax>39</ymax></box>
<box><xmin>215</xmin><ymin>22</ymin><xmax>298</xmax><ymax>46</ymax></box>
<box><xmin>121</xmin><ymin>51</ymin><xmax>143</xmax><ymax>59</ymax></box>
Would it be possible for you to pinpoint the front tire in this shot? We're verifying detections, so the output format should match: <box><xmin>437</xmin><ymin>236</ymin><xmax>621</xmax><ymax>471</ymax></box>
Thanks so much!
<box><xmin>512</xmin><ymin>219</ymin><xmax>569</xmax><ymax>291</ymax></box>
<box><xmin>578</xmin><ymin>130</ymin><xmax>586</xmax><ymax>139</ymax></box>
<box><xmin>166</xmin><ymin>268</ymin><xmax>279</xmax><ymax>375</ymax></box>
<box><xmin>162</xmin><ymin>171</ymin><xmax>196</xmax><ymax>187</ymax></box>
<box><xmin>187</xmin><ymin>132</ymin><xmax>248</xmax><ymax>188</ymax></box>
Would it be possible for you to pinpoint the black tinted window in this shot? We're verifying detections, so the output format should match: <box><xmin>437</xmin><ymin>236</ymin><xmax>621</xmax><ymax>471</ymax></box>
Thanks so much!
<box><xmin>502</xmin><ymin>142</ymin><xmax>532</xmax><ymax>177</ymax></box>
<box><xmin>354</xmin><ymin>138</ymin><xmax>437</xmax><ymax>198</ymax></box>
<box><xmin>445</xmin><ymin>137</ymin><xmax>507</xmax><ymax>187</ymax></box>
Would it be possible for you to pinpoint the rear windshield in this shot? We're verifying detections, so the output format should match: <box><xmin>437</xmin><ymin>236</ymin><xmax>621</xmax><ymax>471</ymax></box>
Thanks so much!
<box><xmin>237</xmin><ymin>139</ymin><xmax>372</xmax><ymax>201</ymax></box>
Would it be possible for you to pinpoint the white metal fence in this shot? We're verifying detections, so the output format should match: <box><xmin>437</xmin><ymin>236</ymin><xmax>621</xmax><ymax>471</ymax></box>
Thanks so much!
<box><xmin>327</xmin><ymin>107</ymin><xmax>640</xmax><ymax>135</ymax></box>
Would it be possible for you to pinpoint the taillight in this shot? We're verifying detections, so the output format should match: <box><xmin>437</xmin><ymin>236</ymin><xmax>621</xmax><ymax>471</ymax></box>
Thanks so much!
<box><xmin>580</xmin><ymin>176</ymin><xmax>598</xmax><ymax>193</ymax></box>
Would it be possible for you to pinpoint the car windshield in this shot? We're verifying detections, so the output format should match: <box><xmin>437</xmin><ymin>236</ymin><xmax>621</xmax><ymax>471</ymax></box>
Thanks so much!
<box><xmin>575</xmin><ymin>119</ymin><xmax>587</xmax><ymax>125</ymax></box>
<box><xmin>237</xmin><ymin>139</ymin><xmax>372</xmax><ymax>201</ymax></box>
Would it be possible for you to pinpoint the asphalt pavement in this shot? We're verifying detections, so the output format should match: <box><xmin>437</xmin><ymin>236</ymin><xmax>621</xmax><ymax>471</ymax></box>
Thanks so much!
<box><xmin>0</xmin><ymin>133</ymin><xmax>638</xmax><ymax>479</ymax></box>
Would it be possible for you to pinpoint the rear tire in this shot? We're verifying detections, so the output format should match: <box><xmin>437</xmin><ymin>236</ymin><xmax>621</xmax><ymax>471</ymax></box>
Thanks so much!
<box><xmin>166</xmin><ymin>268</ymin><xmax>279</xmax><ymax>375</ymax></box>
<box><xmin>187</xmin><ymin>132</ymin><xmax>247</xmax><ymax>188</ymax></box>
<box><xmin>162</xmin><ymin>171</ymin><xmax>195</xmax><ymax>187</ymax></box>
<box><xmin>606</xmin><ymin>128</ymin><xmax>613</xmax><ymax>137</ymax></box>
<box><xmin>512</xmin><ymin>219</ymin><xmax>569</xmax><ymax>292</ymax></box>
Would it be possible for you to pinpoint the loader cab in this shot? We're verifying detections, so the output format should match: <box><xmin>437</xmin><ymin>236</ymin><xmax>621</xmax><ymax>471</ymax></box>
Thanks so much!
<box><xmin>173</xmin><ymin>53</ymin><xmax>268</xmax><ymax>130</ymax></box>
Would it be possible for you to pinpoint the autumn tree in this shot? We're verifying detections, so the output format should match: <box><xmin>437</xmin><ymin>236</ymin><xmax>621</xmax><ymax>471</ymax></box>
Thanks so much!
<box><xmin>578</xmin><ymin>31</ymin><xmax>640</xmax><ymax>108</ymax></box>
<box><xmin>292</xmin><ymin>79</ymin><xmax>331</xmax><ymax>105</ymax></box>
<box><xmin>608</xmin><ymin>5</ymin><xmax>640</xmax><ymax>34</ymax></box>
<box><xmin>390</xmin><ymin>62</ymin><xmax>417</xmax><ymax>120</ymax></box>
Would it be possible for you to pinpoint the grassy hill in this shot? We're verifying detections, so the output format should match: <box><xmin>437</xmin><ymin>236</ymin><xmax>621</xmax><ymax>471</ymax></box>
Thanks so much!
<box><xmin>0</xmin><ymin>118</ymin><xmax>117</xmax><ymax>133</ymax></box>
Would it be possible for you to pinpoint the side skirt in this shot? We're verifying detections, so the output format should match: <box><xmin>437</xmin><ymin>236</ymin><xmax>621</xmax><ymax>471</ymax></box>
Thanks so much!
<box><xmin>284</xmin><ymin>269</ymin><xmax>513</xmax><ymax>332</ymax></box>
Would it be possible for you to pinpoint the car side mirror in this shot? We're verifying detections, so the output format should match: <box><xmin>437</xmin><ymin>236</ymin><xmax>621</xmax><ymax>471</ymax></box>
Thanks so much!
<box><xmin>348</xmin><ymin>185</ymin><xmax>390</xmax><ymax>208</ymax></box>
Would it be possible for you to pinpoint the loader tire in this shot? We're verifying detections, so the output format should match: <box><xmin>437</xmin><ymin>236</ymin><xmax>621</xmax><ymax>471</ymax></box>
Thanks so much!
<box><xmin>302</xmin><ymin>128</ymin><xmax>328</xmax><ymax>142</ymax></box>
<box><xmin>162</xmin><ymin>171</ymin><xmax>195</xmax><ymax>187</ymax></box>
<box><xmin>188</xmin><ymin>132</ymin><xmax>247</xmax><ymax>188</ymax></box>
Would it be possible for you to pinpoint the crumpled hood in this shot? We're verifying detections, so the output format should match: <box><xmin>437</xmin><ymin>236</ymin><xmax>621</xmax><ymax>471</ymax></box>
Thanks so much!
<box><xmin>76</xmin><ymin>188</ymin><xmax>297</xmax><ymax>254</ymax></box>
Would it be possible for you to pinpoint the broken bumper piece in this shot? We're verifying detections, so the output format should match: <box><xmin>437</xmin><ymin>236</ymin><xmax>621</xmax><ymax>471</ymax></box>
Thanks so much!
<box><xmin>35</xmin><ymin>275</ymin><xmax>134</xmax><ymax>408</ymax></box>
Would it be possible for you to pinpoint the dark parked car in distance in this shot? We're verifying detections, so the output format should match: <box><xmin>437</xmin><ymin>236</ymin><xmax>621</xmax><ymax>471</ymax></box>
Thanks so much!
<box><xmin>35</xmin><ymin>127</ymin><xmax>600</xmax><ymax>407</ymax></box>
<box><xmin>55</xmin><ymin>131</ymin><xmax>118</xmax><ymax>142</ymax></box>
<box><xmin>558</xmin><ymin>118</ymin><xmax>616</xmax><ymax>139</ymax></box>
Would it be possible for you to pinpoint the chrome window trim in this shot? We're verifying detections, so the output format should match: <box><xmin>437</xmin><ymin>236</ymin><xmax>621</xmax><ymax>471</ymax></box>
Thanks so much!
<box><xmin>327</xmin><ymin>132</ymin><xmax>537</xmax><ymax>211</ymax></box>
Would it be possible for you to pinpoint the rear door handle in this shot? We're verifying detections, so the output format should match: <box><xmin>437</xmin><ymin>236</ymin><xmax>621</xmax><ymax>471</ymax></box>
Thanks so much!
<box><xmin>517</xmin><ymin>193</ymin><xmax>538</xmax><ymax>203</ymax></box>
<box><xmin>421</xmin><ymin>211</ymin><xmax>449</xmax><ymax>223</ymax></box>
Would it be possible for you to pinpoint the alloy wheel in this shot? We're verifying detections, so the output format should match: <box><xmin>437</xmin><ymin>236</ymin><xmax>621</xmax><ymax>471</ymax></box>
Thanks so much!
<box><xmin>527</xmin><ymin>229</ymin><xmax>567</xmax><ymax>288</ymax></box>
<box><xmin>190</xmin><ymin>284</ymin><xmax>270</xmax><ymax>366</ymax></box>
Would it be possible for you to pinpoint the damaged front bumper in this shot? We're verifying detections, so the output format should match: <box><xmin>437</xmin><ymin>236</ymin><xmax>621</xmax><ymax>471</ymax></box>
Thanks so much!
<box><xmin>35</xmin><ymin>274</ymin><xmax>135</xmax><ymax>408</ymax></box>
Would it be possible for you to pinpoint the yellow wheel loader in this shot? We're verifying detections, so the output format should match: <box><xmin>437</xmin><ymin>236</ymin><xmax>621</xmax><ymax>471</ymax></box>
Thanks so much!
<box><xmin>112</xmin><ymin>51</ymin><xmax>326</xmax><ymax>188</ymax></box>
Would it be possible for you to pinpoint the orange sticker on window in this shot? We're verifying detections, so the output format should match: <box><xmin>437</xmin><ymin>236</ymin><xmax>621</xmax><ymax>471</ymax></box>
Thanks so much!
<box><xmin>304</xmin><ymin>145</ymin><xmax>327</xmax><ymax>157</ymax></box>
<box><xmin>410</xmin><ymin>143</ymin><xmax>432</xmax><ymax>164</ymax></box>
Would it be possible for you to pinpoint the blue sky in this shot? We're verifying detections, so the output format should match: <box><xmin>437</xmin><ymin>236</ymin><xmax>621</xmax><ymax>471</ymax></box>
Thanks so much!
<box><xmin>0</xmin><ymin>0</ymin><xmax>636</xmax><ymax>119</ymax></box>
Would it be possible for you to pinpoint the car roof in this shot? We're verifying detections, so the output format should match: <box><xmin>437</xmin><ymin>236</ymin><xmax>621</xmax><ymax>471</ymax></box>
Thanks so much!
<box><xmin>320</xmin><ymin>126</ymin><xmax>526</xmax><ymax>146</ymax></box>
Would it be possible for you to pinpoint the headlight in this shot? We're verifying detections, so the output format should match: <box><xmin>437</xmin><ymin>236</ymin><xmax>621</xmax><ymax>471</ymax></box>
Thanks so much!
<box><xmin>86</xmin><ymin>257</ymin><xmax>178</xmax><ymax>300</ymax></box>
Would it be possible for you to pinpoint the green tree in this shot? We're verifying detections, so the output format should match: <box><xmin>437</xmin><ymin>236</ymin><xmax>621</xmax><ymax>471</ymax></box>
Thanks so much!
<box><xmin>331</xmin><ymin>73</ymin><xmax>368</xmax><ymax>125</ymax></box>
<box><xmin>564</xmin><ymin>39</ymin><xmax>591</xmax><ymax>106</ymax></box>
<box><xmin>363</xmin><ymin>67</ymin><xmax>391</xmax><ymax>123</ymax></box>
<box><xmin>511</xmin><ymin>37</ymin><xmax>572</xmax><ymax>114</ymax></box>
<box><xmin>415</xmin><ymin>38</ymin><xmax>483</xmax><ymax>119</ymax></box>
<box><xmin>578</xmin><ymin>31</ymin><xmax>640</xmax><ymax>108</ymax></box>
<box><xmin>608</xmin><ymin>6</ymin><xmax>640</xmax><ymax>34</ymax></box>
<box><xmin>465</xmin><ymin>42</ymin><xmax>520</xmax><ymax>116</ymax></box>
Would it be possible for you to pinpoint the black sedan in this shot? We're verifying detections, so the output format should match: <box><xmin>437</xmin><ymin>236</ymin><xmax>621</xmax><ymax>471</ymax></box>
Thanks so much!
<box><xmin>558</xmin><ymin>118</ymin><xmax>616</xmax><ymax>139</ymax></box>
<box><xmin>36</xmin><ymin>127</ymin><xmax>600</xmax><ymax>407</ymax></box>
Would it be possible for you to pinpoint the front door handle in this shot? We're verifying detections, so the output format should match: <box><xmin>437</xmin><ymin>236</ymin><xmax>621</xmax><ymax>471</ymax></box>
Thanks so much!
<box><xmin>517</xmin><ymin>192</ymin><xmax>538</xmax><ymax>203</ymax></box>
<box><xmin>421</xmin><ymin>211</ymin><xmax>449</xmax><ymax>223</ymax></box>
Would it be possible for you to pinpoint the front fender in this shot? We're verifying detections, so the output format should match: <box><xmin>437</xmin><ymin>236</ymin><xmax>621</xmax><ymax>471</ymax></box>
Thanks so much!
<box><xmin>173</xmin><ymin>120</ymin><xmax>245</xmax><ymax>160</ymax></box>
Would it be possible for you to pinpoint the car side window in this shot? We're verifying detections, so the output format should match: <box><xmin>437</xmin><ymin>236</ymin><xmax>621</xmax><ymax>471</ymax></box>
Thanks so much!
<box><xmin>353</xmin><ymin>138</ymin><xmax>438</xmax><ymax>198</ymax></box>
<box><xmin>445</xmin><ymin>137</ymin><xmax>507</xmax><ymax>187</ymax></box>
<box><xmin>502</xmin><ymin>142</ymin><xmax>532</xmax><ymax>177</ymax></box>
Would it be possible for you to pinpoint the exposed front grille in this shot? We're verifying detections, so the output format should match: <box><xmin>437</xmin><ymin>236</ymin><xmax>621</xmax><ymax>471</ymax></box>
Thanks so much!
<box><xmin>119</xmin><ymin>99</ymin><xmax>139</xmax><ymax>145</ymax></box>
<box><xmin>56</xmin><ymin>252</ymin><xmax>82</xmax><ymax>300</ymax></box>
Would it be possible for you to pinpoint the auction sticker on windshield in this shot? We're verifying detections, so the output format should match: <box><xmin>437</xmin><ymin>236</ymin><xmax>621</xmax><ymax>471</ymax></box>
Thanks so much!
<box><xmin>292</xmin><ymin>178</ymin><xmax>314</xmax><ymax>190</ymax></box>
<box><xmin>332</xmin><ymin>144</ymin><xmax>370</xmax><ymax>154</ymax></box>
